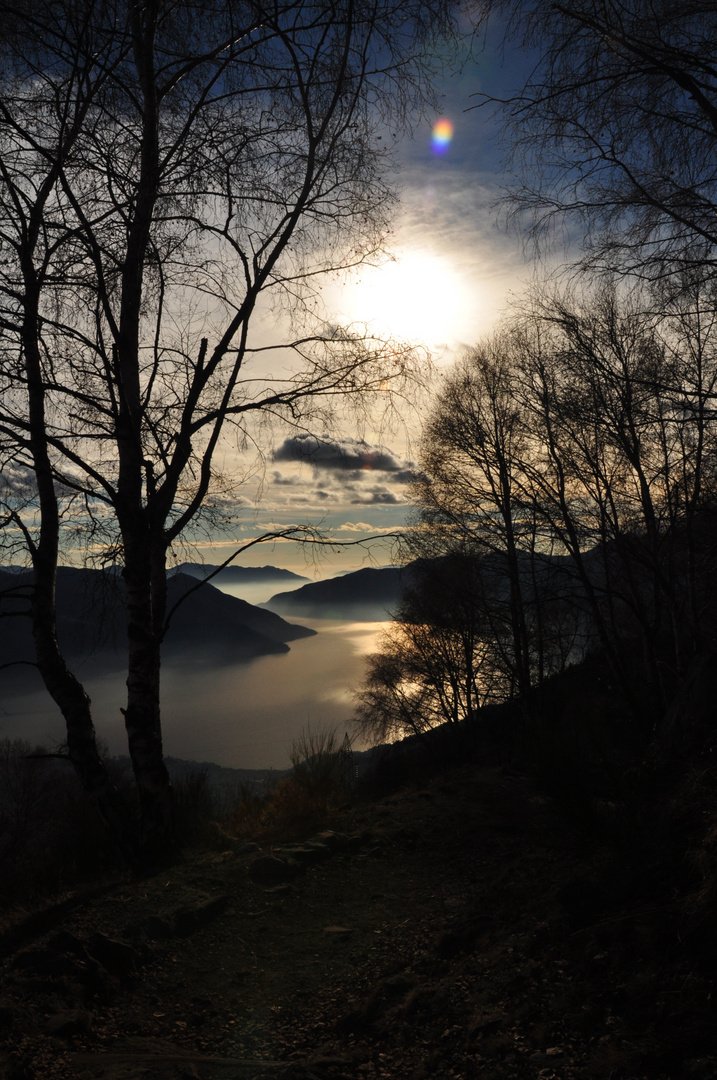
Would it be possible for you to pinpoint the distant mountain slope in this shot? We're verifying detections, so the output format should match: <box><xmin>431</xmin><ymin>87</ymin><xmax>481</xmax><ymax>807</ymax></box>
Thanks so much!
<box><xmin>265</xmin><ymin>565</ymin><xmax>408</xmax><ymax>620</ymax></box>
<box><xmin>165</xmin><ymin>573</ymin><xmax>316</xmax><ymax>658</ymax></box>
<box><xmin>174</xmin><ymin>562</ymin><xmax>309</xmax><ymax>586</ymax></box>
<box><xmin>263</xmin><ymin>549</ymin><xmax>606</xmax><ymax>623</ymax></box>
<box><xmin>0</xmin><ymin>567</ymin><xmax>315</xmax><ymax>671</ymax></box>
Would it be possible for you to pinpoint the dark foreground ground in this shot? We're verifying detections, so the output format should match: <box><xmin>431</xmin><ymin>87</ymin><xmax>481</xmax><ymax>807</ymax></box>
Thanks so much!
<box><xmin>1</xmin><ymin>764</ymin><xmax>715</xmax><ymax>1080</ymax></box>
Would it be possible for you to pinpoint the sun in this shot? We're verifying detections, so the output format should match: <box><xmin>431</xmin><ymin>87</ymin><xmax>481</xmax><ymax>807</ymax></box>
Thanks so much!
<box><xmin>341</xmin><ymin>251</ymin><xmax>471</xmax><ymax>348</ymax></box>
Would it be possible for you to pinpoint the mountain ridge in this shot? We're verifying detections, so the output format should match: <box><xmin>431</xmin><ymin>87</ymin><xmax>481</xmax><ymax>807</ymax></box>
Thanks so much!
<box><xmin>0</xmin><ymin>567</ymin><xmax>316</xmax><ymax>673</ymax></box>
<box><xmin>173</xmin><ymin>562</ymin><xmax>309</xmax><ymax>586</ymax></box>
<box><xmin>264</xmin><ymin>564</ymin><xmax>408</xmax><ymax>620</ymax></box>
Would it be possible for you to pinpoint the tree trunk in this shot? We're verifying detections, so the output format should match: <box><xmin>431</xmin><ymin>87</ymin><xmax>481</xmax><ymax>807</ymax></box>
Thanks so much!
<box><xmin>122</xmin><ymin>536</ymin><xmax>173</xmax><ymax>855</ymax></box>
<box><xmin>25</xmin><ymin>302</ymin><xmax>136</xmax><ymax>860</ymax></box>
<box><xmin>32</xmin><ymin>576</ymin><xmax>137</xmax><ymax>862</ymax></box>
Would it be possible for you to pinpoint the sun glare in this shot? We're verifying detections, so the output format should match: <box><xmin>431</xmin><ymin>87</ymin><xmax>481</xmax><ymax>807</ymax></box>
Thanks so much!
<box><xmin>343</xmin><ymin>252</ymin><xmax>471</xmax><ymax>348</ymax></box>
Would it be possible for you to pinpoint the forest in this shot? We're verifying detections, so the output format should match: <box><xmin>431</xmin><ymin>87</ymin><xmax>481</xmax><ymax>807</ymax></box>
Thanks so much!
<box><xmin>353</xmin><ymin>0</ymin><xmax>717</xmax><ymax>826</ymax></box>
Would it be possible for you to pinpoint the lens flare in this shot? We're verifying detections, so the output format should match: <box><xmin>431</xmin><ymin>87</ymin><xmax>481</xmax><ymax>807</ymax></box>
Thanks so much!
<box><xmin>431</xmin><ymin>118</ymin><xmax>454</xmax><ymax>154</ymax></box>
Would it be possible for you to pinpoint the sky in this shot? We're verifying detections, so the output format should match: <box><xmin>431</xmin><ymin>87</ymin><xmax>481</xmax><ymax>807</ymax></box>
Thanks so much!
<box><xmin>187</xmin><ymin>34</ymin><xmax>533</xmax><ymax>579</ymax></box>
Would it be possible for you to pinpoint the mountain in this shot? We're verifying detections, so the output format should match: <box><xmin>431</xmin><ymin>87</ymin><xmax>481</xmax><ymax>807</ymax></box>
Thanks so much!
<box><xmin>173</xmin><ymin>562</ymin><xmax>309</xmax><ymax>586</ymax></box>
<box><xmin>0</xmin><ymin>567</ymin><xmax>315</xmax><ymax>671</ymax></box>
<box><xmin>264</xmin><ymin>565</ymin><xmax>408</xmax><ymax>620</ymax></box>
<box><xmin>163</xmin><ymin>573</ymin><xmax>316</xmax><ymax>661</ymax></box>
<box><xmin>262</xmin><ymin>549</ymin><xmax>607</xmax><ymax>623</ymax></box>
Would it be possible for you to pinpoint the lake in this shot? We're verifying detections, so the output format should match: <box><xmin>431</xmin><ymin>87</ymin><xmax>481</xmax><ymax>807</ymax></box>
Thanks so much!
<box><xmin>0</xmin><ymin>616</ymin><xmax>384</xmax><ymax>770</ymax></box>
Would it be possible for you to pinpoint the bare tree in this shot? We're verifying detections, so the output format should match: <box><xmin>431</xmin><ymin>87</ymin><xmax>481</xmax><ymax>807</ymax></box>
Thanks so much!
<box><xmin>358</xmin><ymin>282</ymin><xmax>717</xmax><ymax>747</ymax></box>
<box><xmin>413</xmin><ymin>341</ymin><xmax>538</xmax><ymax>701</ymax></box>
<box><xmin>499</xmin><ymin>280</ymin><xmax>717</xmax><ymax>733</ymax></box>
<box><xmin>474</xmin><ymin>0</ymin><xmax>717</xmax><ymax>280</ymax></box>
<box><xmin>354</xmin><ymin>551</ymin><xmax>494</xmax><ymax>746</ymax></box>
<box><xmin>0</xmin><ymin>0</ymin><xmax>460</xmax><ymax>854</ymax></box>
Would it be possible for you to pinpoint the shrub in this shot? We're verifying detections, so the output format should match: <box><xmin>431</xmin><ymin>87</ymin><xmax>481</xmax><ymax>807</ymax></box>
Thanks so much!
<box><xmin>0</xmin><ymin>739</ymin><xmax>127</xmax><ymax>904</ymax></box>
<box><xmin>229</xmin><ymin>780</ymin><xmax>272</xmax><ymax>838</ymax></box>
<box><xmin>171</xmin><ymin>767</ymin><xmax>220</xmax><ymax>847</ymax></box>
<box><xmin>227</xmin><ymin>725</ymin><xmax>353</xmax><ymax>842</ymax></box>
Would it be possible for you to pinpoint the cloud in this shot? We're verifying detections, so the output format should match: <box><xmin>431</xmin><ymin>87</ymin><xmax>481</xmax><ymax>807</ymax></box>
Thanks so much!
<box><xmin>393</xmin><ymin>469</ymin><xmax>421</xmax><ymax>485</ymax></box>
<box><xmin>273</xmin><ymin>434</ymin><xmax>412</xmax><ymax>475</ymax></box>
<box><xmin>350</xmin><ymin>488</ymin><xmax>402</xmax><ymax>505</ymax></box>
<box><xmin>270</xmin><ymin>470</ymin><xmax>301</xmax><ymax>487</ymax></box>
<box><xmin>337</xmin><ymin>521</ymin><xmax>378</xmax><ymax>532</ymax></box>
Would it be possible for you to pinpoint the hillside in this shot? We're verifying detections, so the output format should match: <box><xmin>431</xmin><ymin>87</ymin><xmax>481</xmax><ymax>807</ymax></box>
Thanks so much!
<box><xmin>1</xmin><ymin>760</ymin><xmax>714</xmax><ymax>1080</ymax></box>
<box><xmin>262</xmin><ymin>551</ymin><xmax>603</xmax><ymax>624</ymax></box>
<box><xmin>265</xmin><ymin>565</ymin><xmax>407</xmax><ymax>620</ymax></box>
<box><xmin>0</xmin><ymin>568</ymin><xmax>315</xmax><ymax>671</ymax></box>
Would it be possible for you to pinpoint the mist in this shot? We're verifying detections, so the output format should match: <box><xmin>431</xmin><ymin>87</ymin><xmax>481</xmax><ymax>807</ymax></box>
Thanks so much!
<box><xmin>0</xmin><ymin>617</ymin><xmax>382</xmax><ymax>770</ymax></box>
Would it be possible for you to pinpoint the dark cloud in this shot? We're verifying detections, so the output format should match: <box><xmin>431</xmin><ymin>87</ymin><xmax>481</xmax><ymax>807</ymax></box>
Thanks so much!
<box><xmin>393</xmin><ymin>469</ymin><xmax>421</xmax><ymax>485</ymax></box>
<box><xmin>273</xmin><ymin>434</ymin><xmax>411</xmax><ymax>474</ymax></box>
<box><xmin>350</xmin><ymin>489</ymin><xmax>402</xmax><ymax>505</ymax></box>
<box><xmin>271</xmin><ymin>470</ymin><xmax>300</xmax><ymax>486</ymax></box>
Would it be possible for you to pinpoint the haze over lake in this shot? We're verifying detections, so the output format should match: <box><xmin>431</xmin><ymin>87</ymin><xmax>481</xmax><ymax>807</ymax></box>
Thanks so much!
<box><xmin>0</xmin><ymin>573</ymin><xmax>384</xmax><ymax>769</ymax></box>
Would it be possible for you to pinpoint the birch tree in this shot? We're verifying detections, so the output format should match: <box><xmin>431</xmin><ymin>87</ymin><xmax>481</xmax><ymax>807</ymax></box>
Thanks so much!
<box><xmin>0</xmin><ymin>0</ymin><xmax>458</xmax><ymax>855</ymax></box>
<box><xmin>476</xmin><ymin>0</ymin><xmax>717</xmax><ymax>280</ymax></box>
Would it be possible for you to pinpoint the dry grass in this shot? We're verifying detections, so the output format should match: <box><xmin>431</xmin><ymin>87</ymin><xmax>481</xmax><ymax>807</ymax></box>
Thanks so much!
<box><xmin>227</xmin><ymin>724</ymin><xmax>353</xmax><ymax>842</ymax></box>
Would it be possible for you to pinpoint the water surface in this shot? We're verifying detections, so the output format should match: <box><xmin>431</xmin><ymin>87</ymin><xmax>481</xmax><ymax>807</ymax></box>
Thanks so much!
<box><xmin>0</xmin><ymin>618</ymin><xmax>383</xmax><ymax>769</ymax></box>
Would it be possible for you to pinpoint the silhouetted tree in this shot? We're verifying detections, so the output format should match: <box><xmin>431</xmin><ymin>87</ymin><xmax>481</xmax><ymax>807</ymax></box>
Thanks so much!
<box><xmin>354</xmin><ymin>551</ymin><xmax>493</xmax><ymax>744</ymax></box>
<box><xmin>514</xmin><ymin>283</ymin><xmax>717</xmax><ymax>714</ymax></box>
<box><xmin>476</xmin><ymin>0</ymin><xmax>717</xmax><ymax>280</ymax></box>
<box><xmin>0</xmin><ymin>0</ymin><xmax>460</xmax><ymax>854</ymax></box>
<box><xmin>415</xmin><ymin>342</ymin><xmax>536</xmax><ymax>701</ymax></box>
<box><xmin>357</xmin><ymin>281</ymin><xmax>717</xmax><ymax>747</ymax></box>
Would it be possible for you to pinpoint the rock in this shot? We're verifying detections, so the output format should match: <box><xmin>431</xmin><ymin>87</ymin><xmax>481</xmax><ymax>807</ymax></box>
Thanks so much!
<box><xmin>139</xmin><ymin>895</ymin><xmax>229</xmax><ymax>939</ymax></box>
<box><xmin>44</xmin><ymin>1010</ymin><xmax>92</xmax><ymax>1038</ymax></box>
<box><xmin>250</xmin><ymin>855</ymin><xmax>295</xmax><ymax>885</ymax></box>
<box><xmin>171</xmin><ymin>895</ymin><xmax>230</xmax><ymax>937</ymax></box>
<box><xmin>359</xmin><ymin>845</ymin><xmax>385</xmax><ymax>860</ymax></box>
<box><xmin>301</xmin><ymin>841</ymin><xmax>333</xmax><ymax>862</ymax></box>
<box><xmin>276</xmin><ymin>844</ymin><xmax>329</xmax><ymax>866</ymax></box>
<box><xmin>433</xmin><ymin>916</ymin><xmax>492</xmax><ymax>959</ymax></box>
<box><xmin>263</xmin><ymin>883</ymin><xmax>292</xmax><ymax>897</ymax></box>
<box><xmin>10</xmin><ymin>948</ymin><xmax>82</xmax><ymax>979</ymax></box>
<box><xmin>312</xmin><ymin>830</ymin><xmax>350</xmax><ymax>852</ymax></box>
<box><xmin>280</xmin><ymin>1060</ymin><xmax>354</xmax><ymax>1079</ymax></box>
<box><xmin>88</xmin><ymin>933</ymin><xmax>141</xmax><ymax>977</ymax></box>
<box><xmin>430</xmin><ymin>980</ymin><xmax>455</xmax><ymax>1011</ymax></box>
<box><xmin>144</xmin><ymin>915</ymin><xmax>174</xmax><ymax>940</ymax></box>
<box><xmin>235</xmin><ymin>841</ymin><xmax>261</xmax><ymax>856</ymax></box>
<box><xmin>47</xmin><ymin>931</ymin><xmax>87</xmax><ymax>956</ymax></box>
<box><xmin>382</xmin><ymin>973</ymin><xmax>416</xmax><ymax>997</ymax></box>
<box><xmin>685</xmin><ymin>1059</ymin><xmax>717</xmax><ymax>1079</ymax></box>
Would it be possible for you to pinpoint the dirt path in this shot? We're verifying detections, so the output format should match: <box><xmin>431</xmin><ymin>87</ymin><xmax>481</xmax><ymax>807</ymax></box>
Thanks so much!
<box><xmin>1</xmin><ymin>766</ymin><xmax>714</xmax><ymax>1080</ymax></box>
